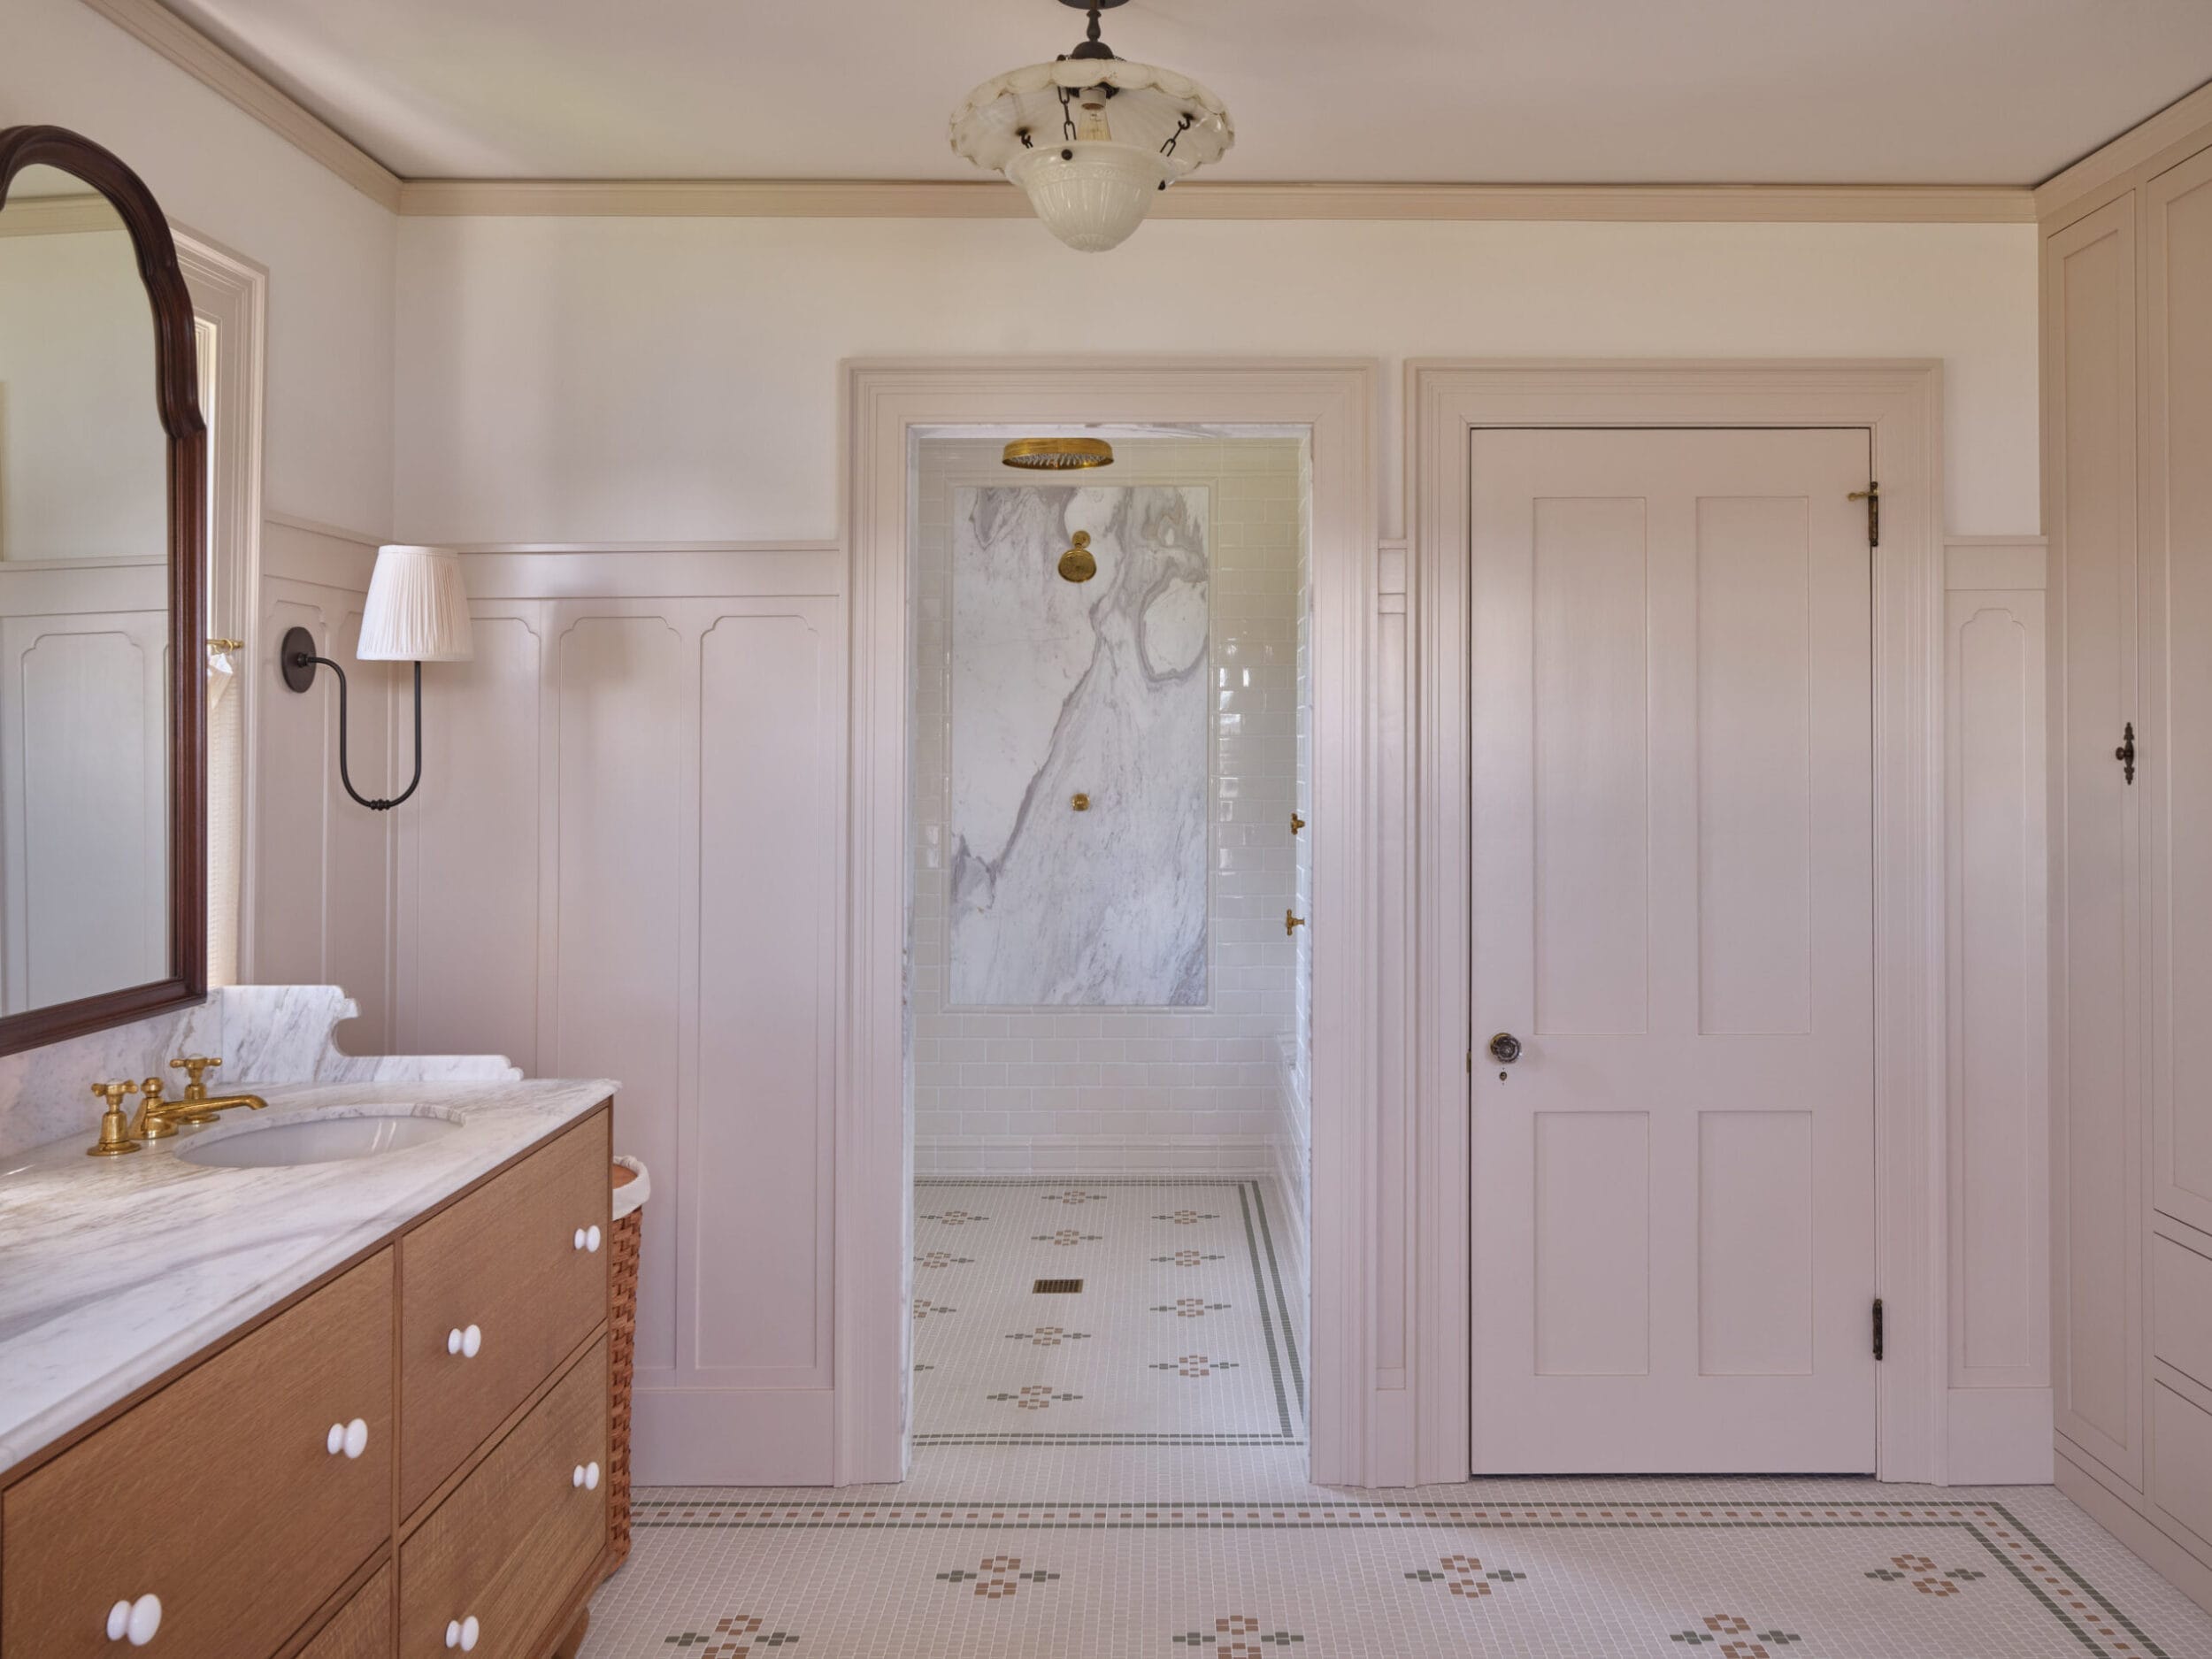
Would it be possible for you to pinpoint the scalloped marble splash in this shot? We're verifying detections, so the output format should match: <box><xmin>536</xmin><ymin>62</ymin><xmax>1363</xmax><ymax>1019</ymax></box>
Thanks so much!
<box><xmin>0</xmin><ymin>985</ymin><xmax>518</xmax><ymax>1157</ymax></box>
<box><xmin>948</xmin><ymin>485</ymin><xmax>1210</xmax><ymax>1009</ymax></box>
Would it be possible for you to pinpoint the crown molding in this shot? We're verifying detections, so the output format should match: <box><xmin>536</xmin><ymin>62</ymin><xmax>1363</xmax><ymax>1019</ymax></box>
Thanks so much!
<box><xmin>396</xmin><ymin>176</ymin><xmax>2034</xmax><ymax>223</ymax></box>
<box><xmin>76</xmin><ymin>0</ymin><xmax>402</xmax><ymax>211</ymax></box>
<box><xmin>2034</xmin><ymin>76</ymin><xmax>2212</xmax><ymax>225</ymax></box>
<box><xmin>73</xmin><ymin>0</ymin><xmax>2046</xmax><ymax>226</ymax></box>
<box><xmin>0</xmin><ymin>192</ymin><xmax>120</xmax><ymax>235</ymax></box>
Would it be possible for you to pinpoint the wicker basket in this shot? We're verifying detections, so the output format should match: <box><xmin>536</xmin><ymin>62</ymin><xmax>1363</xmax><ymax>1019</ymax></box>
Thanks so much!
<box><xmin>610</xmin><ymin>1160</ymin><xmax>646</xmax><ymax>1563</ymax></box>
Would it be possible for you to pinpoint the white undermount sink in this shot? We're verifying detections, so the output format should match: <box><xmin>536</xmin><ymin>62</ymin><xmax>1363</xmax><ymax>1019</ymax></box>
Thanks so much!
<box><xmin>177</xmin><ymin>1109</ymin><xmax>460</xmax><ymax>1169</ymax></box>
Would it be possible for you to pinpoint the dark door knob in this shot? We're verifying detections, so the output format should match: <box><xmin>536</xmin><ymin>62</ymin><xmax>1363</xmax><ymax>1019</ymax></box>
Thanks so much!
<box><xmin>1487</xmin><ymin>1032</ymin><xmax>1523</xmax><ymax>1064</ymax></box>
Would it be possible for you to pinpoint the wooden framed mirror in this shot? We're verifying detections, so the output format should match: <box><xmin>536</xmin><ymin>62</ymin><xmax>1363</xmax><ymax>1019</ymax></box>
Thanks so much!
<box><xmin>0</xmin><ymin>126</ymin><xmax>206</xmax><ymax>1054</ymax></box>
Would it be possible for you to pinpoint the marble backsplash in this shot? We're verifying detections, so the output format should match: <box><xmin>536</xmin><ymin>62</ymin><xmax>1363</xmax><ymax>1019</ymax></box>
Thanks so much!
<box><xmin>912</xmin><ymin>438</ymin><xmax>1304</xmax><ymax>1172</ymax></box>
<box><xmin>0</xmin><ymin>985</ymin><xmax>518</xmax><ymax>1159</ymax></box>
<box><xmin>948</xmin><ymin>483</ymin><xmax>1210</xmax><ymax>1008</ymax></box>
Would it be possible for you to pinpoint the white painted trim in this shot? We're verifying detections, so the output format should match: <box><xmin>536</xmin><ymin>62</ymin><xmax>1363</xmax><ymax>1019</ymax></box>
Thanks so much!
<box><xmin>844</xmin><ymin>359</ymin><xmax>1377</xmax><ymax>1484</ymax></box>
<box><xmin>396</xmin><ymin>177</ymin><xmax>2034</xmax><ymax>223</ymax></box>
<box><xmin>0</xmin><ymin>194</ymin><xmax>119</xmax><ymax>235</ymax></box>
<box><xmin>1407</xmin><ymin>360</ymin><xmax>1949</xmax><ymax>1484</ymax></box>
<box><xmin>73</xmin><ymin>0</ymin><xmax>403</xmax><ymax>210</ymax></box>
<box><xmin>1946</xmin><ymin>534</ymin><xmax>2047</xmax><ymax>591</ymax></box>
<box><xmin>175</xmin><ymin>224</ymin><xmax>266</xmax><ymax>988</ymax></box>
<box><xmin>2034</xmin><ymin>77</ymin><xmax>2212</xmax><ymax>227</ymax></box>
<box><xmin>260</xmin><ymin>509</ymin><xmax>384</xmax><ymax>548</ymax></box>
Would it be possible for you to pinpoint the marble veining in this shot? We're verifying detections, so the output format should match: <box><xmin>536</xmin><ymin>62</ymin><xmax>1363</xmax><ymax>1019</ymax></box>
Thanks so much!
<box><xmin>949</xmin><ymin>485</ymin><xmax>1210</xmax><ymax>1007</ymax></box>
<box><xmin>0</xmin><ymin>1075</ymin><xmax>613</xmax><ymax>1473</ymax></box>
<box><xmin>0</xmin><ymin>984</ymin><xmax>518</xmax><ymax>1158</ymax></box>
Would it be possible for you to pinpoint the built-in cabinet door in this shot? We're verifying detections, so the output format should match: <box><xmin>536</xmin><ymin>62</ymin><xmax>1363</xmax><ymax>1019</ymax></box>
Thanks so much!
<box><xmin>2047</xmin><ymin>193</ymin><xmax>2146</xmax><ymax>1488</ymax></box>
<box><xmin>2144</xmin><ymin>144</ymin><xmax>2212</xmax><ymax>1243</ymax></box>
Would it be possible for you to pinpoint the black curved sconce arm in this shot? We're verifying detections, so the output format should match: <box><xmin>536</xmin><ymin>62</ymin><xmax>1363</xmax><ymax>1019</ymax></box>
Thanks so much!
<box><xmin>280</xmin><ymin>625</ymin><xmax>424</xmax><ymax>812</ymax></box>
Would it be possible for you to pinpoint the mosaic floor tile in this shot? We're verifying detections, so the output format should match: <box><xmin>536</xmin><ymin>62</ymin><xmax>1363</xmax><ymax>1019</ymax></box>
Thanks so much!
<box><xmin>579</xmin><ymin>1179</ymin><xmax>2212</xmax><ymax>1658</ymax></box>
<box><xmin>909</xmin><ymin>1179</ymin><xmax>1305</xmax><ymax>1447</ymax></box>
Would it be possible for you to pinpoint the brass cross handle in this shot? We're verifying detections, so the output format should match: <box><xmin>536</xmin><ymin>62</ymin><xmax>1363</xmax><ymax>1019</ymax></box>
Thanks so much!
<box><xmin>1286</xmin><ymin>910</ymin><xmax>1308</xmax><ymax>936</ymax></box>
<box><xmin>87</xmin><ymin>1081</ymin><xmax>140</xmax><ymax>1157</ymax></box>
<box><xmin>170</xmin><ymin>1055</ymin><xmax>223</xmax><ymax>1102</ymax></box>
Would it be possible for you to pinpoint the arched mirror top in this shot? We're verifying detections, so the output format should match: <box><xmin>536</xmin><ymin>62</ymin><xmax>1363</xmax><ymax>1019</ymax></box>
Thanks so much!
<box><xmin>0</xmin><ymin>125</ymin><xmax>208</xmax><ymax>1053</ymax></box>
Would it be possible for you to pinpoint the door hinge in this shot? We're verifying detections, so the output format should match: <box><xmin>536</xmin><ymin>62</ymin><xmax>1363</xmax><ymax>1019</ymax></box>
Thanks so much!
<box><xmin>1848</xmin><ymin>482</ymin><xmax>1880</xmax><ymax>548</ymax></box>
<box><xmin>1465</xmin><ymin>1048</ymin><xmax>1472</xmax><ymax>1076</ymax></box>
<box><xmin>2117</xmin><ymin>721</ymin><xmax>2137</xmax><ymax>786</ymax></box>
<box><xmin>1872</xmin><ymin>1297</ymin><xmax>1885</xmax><ymax>1362</ymax></box>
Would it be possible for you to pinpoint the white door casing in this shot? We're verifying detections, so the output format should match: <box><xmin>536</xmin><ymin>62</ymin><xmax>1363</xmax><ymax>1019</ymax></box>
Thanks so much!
<box><xmin>845</xmin><ymin>361</ymin><xmax>1377</xmax><ymax>1485</ymax></box>
<box><xmin>1467</xmin><ymin>426</ymin><xmax>1878</xmax><ymax>1473</ymax></box>
<box><xmin>1410</xmin><ymin>362</ymin><xmax>1947</xmax><ymax>1486</ymax></box>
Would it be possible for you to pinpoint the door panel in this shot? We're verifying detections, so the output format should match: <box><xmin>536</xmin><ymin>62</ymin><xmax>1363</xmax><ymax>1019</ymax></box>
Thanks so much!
<box><xmin>2045</xmin><ymin>196</ymin><xmax>2145</xmax><ymax>1486</ymax></box>
<box><xmin>2147</xmin><ymin>148</ymin><xmax>2212</xmax><ymax>1241</ymax></box>
<box><xmin>1470</xmin><ymin>426</ymin><xmax>1876</xmax><ymax>1473</ymax></box>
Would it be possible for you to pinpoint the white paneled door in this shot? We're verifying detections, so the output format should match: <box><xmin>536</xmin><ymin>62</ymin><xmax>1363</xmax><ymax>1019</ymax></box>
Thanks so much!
<box><xmin>1469</xmin><ymin>427</ymin><xmax>1878</xmax><ymax>1473</ymax></box>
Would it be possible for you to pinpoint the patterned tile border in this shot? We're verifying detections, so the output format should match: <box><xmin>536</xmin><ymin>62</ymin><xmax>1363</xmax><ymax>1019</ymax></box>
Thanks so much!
<box><xmin>628</xmin><ymin>1500</ymin><xmax>2170</xmax><ymax>1659</ymax></box>
<box><xmin>911</xmin><ymin>1178</ymin><xmax>1307</xmax><ymax>1445</ymax></box>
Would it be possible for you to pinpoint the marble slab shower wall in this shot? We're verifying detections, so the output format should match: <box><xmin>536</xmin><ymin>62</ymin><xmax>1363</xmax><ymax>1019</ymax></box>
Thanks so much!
<box><xmin>948</xmin><ymin>483</ymin><xmax>1210</xmax><ymax>1008</ymax></box>
<box><xmin>911</xmin><ymin>438</ymin><xmax>1306</xmax><ymax>1175</ymax></box>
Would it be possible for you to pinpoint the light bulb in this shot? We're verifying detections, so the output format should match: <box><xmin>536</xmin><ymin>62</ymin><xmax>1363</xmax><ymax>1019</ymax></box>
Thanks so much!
<box><xmin>1076</xmin><ymin>89</ymin><xmax>1112</xmax><ymax>142</ymax></box>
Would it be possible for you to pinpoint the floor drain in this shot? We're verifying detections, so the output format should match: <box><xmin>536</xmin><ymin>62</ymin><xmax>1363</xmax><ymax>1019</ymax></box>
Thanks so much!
<box><xmin>1033</xmin><ymin>1278</ymin><xmax>1083</xmax><ymax>1294</ymax></box>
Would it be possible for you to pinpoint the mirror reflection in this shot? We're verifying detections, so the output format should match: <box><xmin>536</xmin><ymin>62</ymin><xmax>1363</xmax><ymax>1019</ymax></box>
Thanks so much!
<box><xmin>0</xmin><ymin>163</ymin><xmax>171</xmax><ymax>1014</ymax></box>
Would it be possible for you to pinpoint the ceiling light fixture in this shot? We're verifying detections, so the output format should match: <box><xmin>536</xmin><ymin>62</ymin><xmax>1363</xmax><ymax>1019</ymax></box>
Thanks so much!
<box><xmin>950</xmin><ymin>0</ymin><xmax>1234</xmax><ymax>254</ymax></box>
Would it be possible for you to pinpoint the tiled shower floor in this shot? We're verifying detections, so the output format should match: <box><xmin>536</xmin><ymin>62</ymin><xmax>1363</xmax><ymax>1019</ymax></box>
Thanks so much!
<box><xmin>580</xmin><ymin>1179</ymin><xmax>2212</xmax><ymax>1658</ymax></box>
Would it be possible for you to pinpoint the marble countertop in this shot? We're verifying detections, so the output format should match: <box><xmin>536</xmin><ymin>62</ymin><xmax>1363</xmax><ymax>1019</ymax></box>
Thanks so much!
<box><xmin>0</xmin><ymin>1078</ymin><xmax>616</xmax><ymax>1475</ymax></box>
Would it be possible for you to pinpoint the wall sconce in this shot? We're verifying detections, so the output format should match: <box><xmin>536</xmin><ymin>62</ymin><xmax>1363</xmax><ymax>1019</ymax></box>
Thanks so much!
<box><xmin>280</xmin><ymin>544</ymin><xmax>473</xmax><ymax>811</ymax></box>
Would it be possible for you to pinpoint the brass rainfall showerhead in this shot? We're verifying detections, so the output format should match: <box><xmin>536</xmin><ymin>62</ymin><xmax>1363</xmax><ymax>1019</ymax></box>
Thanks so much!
<box><xmin>1002</xmin><ymin>437</ymin><xmax>1115</xmax><ymax>470</ymax></box>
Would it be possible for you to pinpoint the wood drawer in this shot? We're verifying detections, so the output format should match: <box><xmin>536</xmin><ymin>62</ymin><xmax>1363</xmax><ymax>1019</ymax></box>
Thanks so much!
<box><xmin>399</xmin><ymin>1338</ymin><xmax>609</xmax><ymax>1659</ymax></box>
<box><xmin>400</xmin><ymin>1110</ymin><xmax>609</xmax><ymax>1515</ymax></box>
<box><xmin>296</xmin><ymin>1563</ymin><xmax>391</xmax><ymax>1659</ymax></box>
<box><xmin>2</xmin><ymin>1251</ymin><xmax>393</xmax><ymax>1658</ymax></box>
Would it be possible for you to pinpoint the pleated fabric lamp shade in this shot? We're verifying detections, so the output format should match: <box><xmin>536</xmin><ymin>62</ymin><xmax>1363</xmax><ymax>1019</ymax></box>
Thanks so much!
<box><xmin>357</xmin><ymin>545</ymin><xmax>474</xmax><ymax>663</ymax></box>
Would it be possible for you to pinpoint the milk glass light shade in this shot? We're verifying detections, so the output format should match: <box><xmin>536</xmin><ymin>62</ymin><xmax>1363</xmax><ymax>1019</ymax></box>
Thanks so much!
<box><xmin>949</xmin><ymin>52</ymin><xmax>1233</xmax><ymax>253</ymax></box>
<box><xmin>357</xmin><ymin>545</ymin><xmax>473</xmax><ymax>663</ymax></box>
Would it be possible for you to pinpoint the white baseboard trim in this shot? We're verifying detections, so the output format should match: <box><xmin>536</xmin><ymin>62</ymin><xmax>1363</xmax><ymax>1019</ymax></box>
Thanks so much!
<box><xmin>1945</xmin><ymin>1386</ymin><xmax>2055</xmax><ymax>1483</ymax></box>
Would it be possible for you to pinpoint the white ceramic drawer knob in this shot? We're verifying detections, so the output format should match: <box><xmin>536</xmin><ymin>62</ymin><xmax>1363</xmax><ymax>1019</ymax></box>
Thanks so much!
<box><xmin>104</xmin><ymin>1593</ymin><xmax>160</xmax><ymax>1644</ymax></box>
<box><xmin>323</xmin><ymin>1418</ymin><xmax>369</xmax><ymax>1458</ymax></box>
<box><xmin>444</xmin><ymin>1614</ymin><xmax>480</xmax><ymax>1649</ymax></box>
<box><xmin>571</xmin><ymin>1459</ymin><xmax>602</xmax><ymax>1490</ymax></box>
<box><xmin>587</xmin><ymin>1225</ymin><xmax>602</xmax><ymax>1253</ymax></box>
<box><xmin>446</xmin><ymin>1324</ymin><xmax>482</xmax><ymax>1358</ymax></box>
<box><xmin>572</xmin><ymin>1226</ymin><xmax>586</xmax><ymax>1250</ymax></box>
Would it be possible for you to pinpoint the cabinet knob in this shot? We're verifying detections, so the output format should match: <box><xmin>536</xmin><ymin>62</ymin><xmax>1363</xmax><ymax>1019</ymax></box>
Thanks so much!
<box><xmin>324</xmin><ymin>1418</ymin><xmax>367</xmax><ymax>1457</ymax></box>
<box><xmin>587</xmin><ymin>1225</ymin><xmax>602</xmax><ymax>1254</ymax></box>
<box><xmin>446</xmin><ymin>1324</ymin><xmax>482</xmax><ymax>1358</ymax></box>
<box><xmin>572</xmin><ymin>1226</ymin><xmax>586</xmax><ymax>1250</ymax></box>
<box><xmin>572</xmin><ymin>1460</ymin><xmax>601</xmax><ymax>1490</ymax></box>
<box><xmin>104</xmin><ymin>1593</ymin><xmax>160</xmax><ymax>1644</ymax></box>
<box><xmin>444</xmin><ymin>1614</ymin><xmax>480</xmax><ymax>1651</ymax></box>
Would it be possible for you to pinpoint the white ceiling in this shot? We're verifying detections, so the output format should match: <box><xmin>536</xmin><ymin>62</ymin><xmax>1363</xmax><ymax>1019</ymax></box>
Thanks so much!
<box><xmin>156</xmin><ymin>0</ymin><xmax>2212</xmax><ymax>185</ymax></box>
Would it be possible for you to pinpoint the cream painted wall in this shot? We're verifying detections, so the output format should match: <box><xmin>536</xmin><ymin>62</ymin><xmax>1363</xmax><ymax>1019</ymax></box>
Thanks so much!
<box><xmin>393</xmin><ymin>216</ymin><xmax>2038</xmax><ymax>543</ymax></box>
<box><xmin>1</xmin><ymin>0</ymin><xmax>395</xmax><ymax>534</ymax></box>
<box><xmin>3</xmin><ymin>0</ymin><xmax>400</xmax><ymax>1041</ymax></box>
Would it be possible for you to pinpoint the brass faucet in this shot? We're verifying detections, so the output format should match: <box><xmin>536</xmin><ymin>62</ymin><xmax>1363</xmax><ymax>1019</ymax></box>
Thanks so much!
<box><xmin>133</xmin><ymin>1068</ymin><xmax>268</xmax><ymax>1141</ymax></box>
<box><xmin>86</xmin><ymin>1081</ymin><xmax>140</xmax><ymax>1156</ymax></box>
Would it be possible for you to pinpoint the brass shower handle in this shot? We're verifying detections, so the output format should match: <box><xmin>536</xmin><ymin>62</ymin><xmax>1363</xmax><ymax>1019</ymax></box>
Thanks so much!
<box><xmin>1286</xmin><ymin>910</ymin><xmax>1307</xmax><ymax>937</ymax></box>
<box><xmin>1071</xmin><ymin>793</ymin><xmax>1091</xmax><ymax>811</ymax></box>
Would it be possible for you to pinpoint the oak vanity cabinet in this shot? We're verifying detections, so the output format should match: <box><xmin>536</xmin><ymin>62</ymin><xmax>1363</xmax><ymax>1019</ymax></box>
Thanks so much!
<box><xmin>0</xmin><ymin>1107</ymin><xmax>615</xmax><ymax>1658</ymax></box>
<box><xmin>2046</xmin><ymin>108</ymin><xmax>2212</xmax><ymax>1613</ymax></box>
